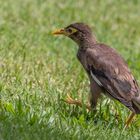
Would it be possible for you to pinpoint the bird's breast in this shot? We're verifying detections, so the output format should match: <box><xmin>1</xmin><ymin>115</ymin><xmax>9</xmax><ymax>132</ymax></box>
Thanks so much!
<box><xmin>77</xmin><ymin>49</ymin><xmax>89</xmax><ymax>71</ymax></box>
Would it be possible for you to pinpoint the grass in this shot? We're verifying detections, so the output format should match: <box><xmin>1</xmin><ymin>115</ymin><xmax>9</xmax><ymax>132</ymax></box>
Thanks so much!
<box><xmin>0</xmin><ymin>0</ymin><xmax>140</xmax><ymax>139</ymax></box>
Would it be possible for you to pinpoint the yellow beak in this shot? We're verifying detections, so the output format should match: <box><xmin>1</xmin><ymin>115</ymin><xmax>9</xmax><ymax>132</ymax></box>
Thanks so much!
<box><xmin>52</xmin><ymin>29</ymin><xmax>65</xmax><ymax>35</ymax></box>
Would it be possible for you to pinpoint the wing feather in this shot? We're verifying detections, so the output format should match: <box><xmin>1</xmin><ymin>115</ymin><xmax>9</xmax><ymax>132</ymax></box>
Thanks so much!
<box><xmin>86</xmin><ymin>44</ymin><xmax>140</xmax><ymax>112</ymax></box>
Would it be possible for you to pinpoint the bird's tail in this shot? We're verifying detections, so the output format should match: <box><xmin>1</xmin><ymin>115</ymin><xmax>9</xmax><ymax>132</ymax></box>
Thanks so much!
<box><xmin>132</xmin><ymin>94</ymin><xmax>140</xmax><ymax>114</ymax></box>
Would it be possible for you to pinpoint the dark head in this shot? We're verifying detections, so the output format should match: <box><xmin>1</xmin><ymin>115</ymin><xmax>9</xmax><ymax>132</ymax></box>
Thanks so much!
<box><xmin>52</xmin><ymin>23</ymin><xmax>96</xmax><ymax>47</ymax></box>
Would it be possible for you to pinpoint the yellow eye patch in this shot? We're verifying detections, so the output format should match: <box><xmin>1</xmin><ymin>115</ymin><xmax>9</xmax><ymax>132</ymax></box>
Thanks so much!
<box><xmin>65</xmin><ymin>27</ymin><xmax>78</xmax><ymax>36</ymax></box>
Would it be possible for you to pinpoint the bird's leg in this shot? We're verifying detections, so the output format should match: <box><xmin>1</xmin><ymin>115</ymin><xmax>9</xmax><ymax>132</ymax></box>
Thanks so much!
<box><xmin>63</xmin><ymin>81</ymin><xmax>102</xmax><ymax>112</ymax></box>
<box><xmin>124</xmin><ymin>112</ymin><xmax>135</xmax><ymax>129</ymax></box>
<box><xmin>63</xmin><ymin>94</ymin><xmax>91</xmax><ymax>111</ymax></box>
<box><xmin>89</xmin><ymin>81</ymin><xmax>102</xmax><ymax>112</ymax></box>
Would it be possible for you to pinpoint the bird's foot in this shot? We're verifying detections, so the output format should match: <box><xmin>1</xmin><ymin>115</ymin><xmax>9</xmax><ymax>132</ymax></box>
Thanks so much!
<box><xmin>123</xmin><ymin>112</ymin><xmax>135</xmax><ymax>130</ymax></box>
<box><xmin>63</xmin><ymin>94</ymin><xmax>91</xmax><ymax>111</ymax></box>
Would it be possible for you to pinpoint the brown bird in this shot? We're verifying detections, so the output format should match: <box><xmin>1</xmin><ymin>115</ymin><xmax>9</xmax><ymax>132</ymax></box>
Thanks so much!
<box><xmin>52</xmin><ymin>23</ymin><xmax>140</xmax><ymax>128</ymax></box>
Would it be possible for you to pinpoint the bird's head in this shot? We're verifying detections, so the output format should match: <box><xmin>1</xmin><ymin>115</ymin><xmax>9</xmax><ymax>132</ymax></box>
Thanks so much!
<box><xmin>52</xmin><ymin>23</ymin><xmax>96</xmax><ymax>47</ymax></box>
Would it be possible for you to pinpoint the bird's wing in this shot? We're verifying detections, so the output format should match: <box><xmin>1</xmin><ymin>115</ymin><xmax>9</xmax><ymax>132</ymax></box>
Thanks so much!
<box><xmin>86</xmin><ymin>44</ymin><xmax>140</xmax><ymax>110</ymax></box>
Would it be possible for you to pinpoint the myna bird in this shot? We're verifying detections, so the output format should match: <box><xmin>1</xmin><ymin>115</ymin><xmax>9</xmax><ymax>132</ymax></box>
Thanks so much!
<box><xmin>52</xmin><ymin>23</ymin><xmax>140</xmax><ymax>128</ymax></box>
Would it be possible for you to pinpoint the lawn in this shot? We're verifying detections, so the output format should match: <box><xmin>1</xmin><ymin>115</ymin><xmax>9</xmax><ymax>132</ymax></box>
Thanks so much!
<box><xmin>0</xmin><ymin>0</ymin><xmax>140</xmax><ymax>139</ymax></box>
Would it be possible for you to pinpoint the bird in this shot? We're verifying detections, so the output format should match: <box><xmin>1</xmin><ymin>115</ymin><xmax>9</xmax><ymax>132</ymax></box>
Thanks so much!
<box><xmin>52</xmin><ymin>22</ymin><xmax>140</xmax><ymax>128</ymax></box>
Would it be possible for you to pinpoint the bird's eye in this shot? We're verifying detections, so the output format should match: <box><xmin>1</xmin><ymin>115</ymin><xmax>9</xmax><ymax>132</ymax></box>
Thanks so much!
<box><xmin>65</xmin><ymin>27</ymin><xmax>77</xmax><ymax>36</ymax></box>
<box><xmin>68</xmin><ymin>28</ymin><xmax>72</xmax><ymax>33</ymax></box>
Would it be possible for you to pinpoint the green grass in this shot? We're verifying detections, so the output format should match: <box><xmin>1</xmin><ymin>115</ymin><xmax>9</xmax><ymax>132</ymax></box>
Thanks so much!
<box><xmin>0</xmin><ymin>0</ymin><xmax>140</xmax><ymax>139</ymax></box>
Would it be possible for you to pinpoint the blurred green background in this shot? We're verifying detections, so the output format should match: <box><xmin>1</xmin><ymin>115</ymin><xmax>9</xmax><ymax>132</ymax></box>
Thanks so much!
<box><xmin>0</xmin><ymin>0</ymin><xmax>140</xmax><ymax>139</ymax></box>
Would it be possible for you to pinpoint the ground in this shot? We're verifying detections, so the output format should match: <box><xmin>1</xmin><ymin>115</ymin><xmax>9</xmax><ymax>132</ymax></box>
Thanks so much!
<box><xmin>0</xmin><ymin>0</ymin><xmax>140</xmax><ymax>139</ymax></box>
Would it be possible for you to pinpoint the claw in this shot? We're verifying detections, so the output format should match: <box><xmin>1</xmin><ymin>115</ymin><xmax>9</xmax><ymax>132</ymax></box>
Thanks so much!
<box><xmin>62</xmin><ymin>94</ymin><xmax>91</xmax><ymax>111</ymax></box>
<box><xmin>123</xmin><ymin>112</ymin><xmax>135</xmax><ymax>129</ymax></box>
<box><xmin>65</xmin><ymin>94</ymin><xmax>75</xmax><ymax>103</ymax></box>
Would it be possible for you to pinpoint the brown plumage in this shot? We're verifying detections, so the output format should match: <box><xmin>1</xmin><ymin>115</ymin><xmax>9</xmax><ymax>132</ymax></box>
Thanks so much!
<box><xmin>53</xmin><ymin>22</ymin><xmax>140</xmax><ymax>128</ymax></box>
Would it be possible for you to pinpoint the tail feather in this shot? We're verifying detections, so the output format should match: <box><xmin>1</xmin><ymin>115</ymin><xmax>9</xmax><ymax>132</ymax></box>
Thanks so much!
<box><xmin>132</xmin><ymin>95</ymin><xmax>140</xmax><ymax>114</ymax></box>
